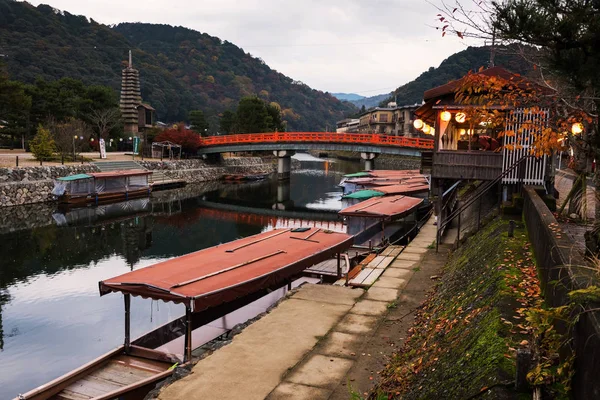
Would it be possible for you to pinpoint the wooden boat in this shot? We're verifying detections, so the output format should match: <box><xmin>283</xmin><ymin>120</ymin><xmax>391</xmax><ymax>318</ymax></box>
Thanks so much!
<box><xmin>52</xmin><ymin>170</ymin><xmax>152</xmax><ymax>206</ymax></box>
<box><xmin>16</xmin><ymin>228</ymin><xmax>353</xmax><ymax>400</ymax></box>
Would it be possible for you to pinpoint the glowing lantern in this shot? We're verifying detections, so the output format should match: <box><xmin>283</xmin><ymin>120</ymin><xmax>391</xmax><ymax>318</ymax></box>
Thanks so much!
<box><xmin>413</xmin><ymin>119</ymin><xmax>424</xmax><ymax>130</ymax></box>
<box><xmin>440</xmin><ymin>111</ymin><xmax>452</xmax><ymax>122</ymax></box>
<box><xmin>422</xmin><ymin>124</ymin><xmax>431</xmax><ymax>134</ymax></box>
<box><xmin>571</xmin><ymin>122</ymin><xmax>584</xmax><ymax>135</ymax></box>
<box><xmin>455</xmin><ymin>112</ymin><xmax>466</xmax><ymax>123</ymax></box>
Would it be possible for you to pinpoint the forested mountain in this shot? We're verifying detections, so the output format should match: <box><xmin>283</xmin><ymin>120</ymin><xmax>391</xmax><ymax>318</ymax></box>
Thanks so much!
<box><xmin>332</xmin><ymin>93</ymin><xmax>365</xmax><ymax>102</ymax></box>
<box><xmin>380</xmin><ymin>45</ymin><xmax>537</xmax><ymax>107</ymax></box>
<box><xmin>0</xmin><ymin>0</ymin><xmax>355</xmax><ymax>130</ymax></box>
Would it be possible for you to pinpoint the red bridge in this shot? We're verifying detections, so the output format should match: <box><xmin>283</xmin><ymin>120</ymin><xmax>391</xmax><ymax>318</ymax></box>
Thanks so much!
<box><xmin>198</xmin><ymin>132</ymin><xmax>433</xmax><ymax>178</ymax></box>
<box><xmin>199</xmin><ymin>132</ymin><xmax>433</xmax><ymax>151</ymax></box>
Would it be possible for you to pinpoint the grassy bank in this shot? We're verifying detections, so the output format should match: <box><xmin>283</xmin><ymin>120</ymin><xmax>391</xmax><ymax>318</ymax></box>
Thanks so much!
<box><xmin>372</xmin><ymin>217</ymin><xmax>542</xmax><ymax>399</ymax></box>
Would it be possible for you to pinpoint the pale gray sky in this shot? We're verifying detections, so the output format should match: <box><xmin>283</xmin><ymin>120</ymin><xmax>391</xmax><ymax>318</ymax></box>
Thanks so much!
<box><xmin>28</xmin><ymin>0</ymin><xmax>470</xmax><ymax>96</ymax></box>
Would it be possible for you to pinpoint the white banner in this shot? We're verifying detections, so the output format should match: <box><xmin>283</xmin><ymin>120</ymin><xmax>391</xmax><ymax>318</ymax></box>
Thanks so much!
<box><xmin>99</xmin><ymin>138</ymin><xmax>107</xmax><ymax>159</ymax></box>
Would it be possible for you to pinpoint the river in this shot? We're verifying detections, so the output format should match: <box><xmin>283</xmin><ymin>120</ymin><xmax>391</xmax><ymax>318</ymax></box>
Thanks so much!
<box><xmin>0</xmin><ymin>155</ymin><xmax>361</xmax><ymax>399</ymax></box>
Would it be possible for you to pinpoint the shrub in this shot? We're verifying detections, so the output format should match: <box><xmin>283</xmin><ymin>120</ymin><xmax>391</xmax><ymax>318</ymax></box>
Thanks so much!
<box><xmin>30</xmin><ymin>125</ymin><xmax>56</xmax><ymax>161</ymax></box>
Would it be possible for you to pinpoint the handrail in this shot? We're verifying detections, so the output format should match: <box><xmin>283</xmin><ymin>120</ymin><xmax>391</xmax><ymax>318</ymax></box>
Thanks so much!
<box><xmin>198</xmin><ymin>132</ymin><xmax>434</xmax><ymax>150</ymax></box>
<box><xmin>436</xmin><ymin>155</ymin><xmax>530</xmax><ymax>250</ymax></box>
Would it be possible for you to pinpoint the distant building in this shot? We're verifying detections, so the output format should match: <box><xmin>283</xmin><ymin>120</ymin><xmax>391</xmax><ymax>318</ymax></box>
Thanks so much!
<box><xmin>356</xmin><ymin>102</ymin><xmax>421</xmax><ymax>136</ymax></box>
<box><xmin>336</xmin><ymin>118</ymin><xmax>360</xmax><ymax>133</ymax></box>
<box><xmin>120</xmin><ymin>51</ymin><xmax>155</xmax><ymax>134</ymax></box>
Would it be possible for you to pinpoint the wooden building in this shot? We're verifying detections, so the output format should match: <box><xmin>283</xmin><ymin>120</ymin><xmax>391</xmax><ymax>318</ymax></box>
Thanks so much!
<box><xmin>415</xmin><ymin>67</ymin><xmax>553</xmax><ymax>192</ymax></box>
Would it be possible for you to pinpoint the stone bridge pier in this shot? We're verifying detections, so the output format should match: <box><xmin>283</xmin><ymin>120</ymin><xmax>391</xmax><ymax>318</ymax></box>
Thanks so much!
<box><xmin>361</xmin><ymin>152</ymin><xmax>378</xmax><ymax>171</ymax></box>
<box><xmin>274</xmin><ymin>150</ymin><xmax>295</xmax><ymax>180</ymax></box>
<box><xmin>272</xmin><ymin>180</ymin><xmax>294</xmax><ymax>210</ymax></box>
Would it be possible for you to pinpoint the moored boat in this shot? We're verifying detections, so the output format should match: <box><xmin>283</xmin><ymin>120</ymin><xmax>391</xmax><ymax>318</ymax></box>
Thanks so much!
<box><xmin>52</xmin><ymin>170</ymin><xmax>152</xmax><ymax>207</ymax></box>
<box><xmin>16</xmin><ymin>228</ymin><xmax>353</xmax><ymax>400</ymax></box>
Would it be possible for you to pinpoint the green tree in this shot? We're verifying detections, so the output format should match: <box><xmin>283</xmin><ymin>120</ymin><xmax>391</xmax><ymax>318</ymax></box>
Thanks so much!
<box><xmin>189</xmin><ymin>110</ymin><xmax>210</xmax><ymax>136</ymax></box>
<box><xmin>0</xmin><ymin>63</ymin><xmax>31</xmax><ymax>148</ymax></box>
<box><xmin>30</xmin><ymin>125</ymin><xmax>56</xmax><ymax>161</ymax></box>
<box><xmin>219</xmin><ymin>110</ymin><xmax>236</xmax><ymax>134</ymax></box>
<box><xmin>267</xmin><ymin>102</ymin><xmax>286</xmax><ymax>132</ymax></box>
<box><xmin>235</xmin><ymin>96</ymin><xmax>271</xmax><ymax>133</ymax></box>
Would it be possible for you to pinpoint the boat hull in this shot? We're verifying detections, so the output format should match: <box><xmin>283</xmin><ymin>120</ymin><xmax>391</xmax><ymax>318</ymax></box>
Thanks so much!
<box><xmin>16</xmin><ymin>346</ymin><xmax>178</xmax><ymax>400</ymax></box>
<box><xmin>58</xmin><ymin>188</ymin><xmax>152</xmax><ymax>207</ymax></box>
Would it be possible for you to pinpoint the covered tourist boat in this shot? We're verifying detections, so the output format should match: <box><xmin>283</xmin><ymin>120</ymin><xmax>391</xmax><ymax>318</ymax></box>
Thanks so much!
<box><xmin>52</xmin><ymin>170</ymin><xmax>152</xmax><ymax>206</ymax></box>
<box><xmin>16</xmin><ymin>228</ymin><xmax>353</xmax><ymax>400</ymax></box>
<box><xmin>342</xmin><ymin>182</ymin><xmax>430</xmax><ymax>201</ymax></box>
<box><xmin>340</xmin><ymin>195</ymin><xmax>425</xmax><ymax>246</ymax></box>
<box><xmin>339</xmin><ymin>169</ymin><xmax>429</xmax><ymax>195</ymax></box>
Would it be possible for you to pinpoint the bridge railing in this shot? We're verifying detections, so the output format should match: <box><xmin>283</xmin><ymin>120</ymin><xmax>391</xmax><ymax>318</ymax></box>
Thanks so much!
<box><xmin>199</xmin><ymin>132</ymin><xmax>434</xmax><ymax>149</ymax></box>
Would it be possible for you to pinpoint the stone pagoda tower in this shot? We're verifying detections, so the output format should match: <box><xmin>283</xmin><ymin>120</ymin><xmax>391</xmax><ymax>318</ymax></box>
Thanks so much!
<box><xmin>120</xmin><ymin>51</ymin><xmax>142</xmax><ymax>134</ymax></box>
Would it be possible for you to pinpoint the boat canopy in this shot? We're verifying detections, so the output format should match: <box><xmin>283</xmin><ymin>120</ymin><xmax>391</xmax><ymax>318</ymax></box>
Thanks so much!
<box><xmin>343</xmin><ymin>172</ymin><xmax>371</xmax><ymax>178</ymax></box>
<box><xmin>99</xmin><ymin>228</ymin><xmax>353</xmax><ymax>312</ymax></box>
<box><xmin>57</xmin><ymin>173</ymin><xmax>92</xmax><ymax>181</ymax></box>
<box><xmin>370</xmin><ymin>183</ymin><xmax>430</xmax><ymax>195</ymax></box>
<box><xmin>339</xmin><ymin>195</ymin><xmax>424</xmax><ymax>219</ymax></box>
<box><xmin>342</xmin><ymin>190</ymin><xmax>385</xmax><ymax>200</ymax></box>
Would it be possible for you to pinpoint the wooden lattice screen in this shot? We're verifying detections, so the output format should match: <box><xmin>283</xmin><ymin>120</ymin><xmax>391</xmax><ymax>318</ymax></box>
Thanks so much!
<box><xmin>502</xmin><ymin>108</ymin><xmax>548</xmax><ymax>185</ymax></box>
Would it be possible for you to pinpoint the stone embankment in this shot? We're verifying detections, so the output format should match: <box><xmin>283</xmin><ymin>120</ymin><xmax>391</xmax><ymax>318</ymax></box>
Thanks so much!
<box><xmin>0</xmin><ymin>165</ymin><xmax>99</xmax><ymax>207</ymax></box>
<box><xmin>308</xmin><ymin>150</ymin><xmax>421</xmax><ymax>170</ymax></box>
<box><xmin>0</xmin><ymin>157</ymin><xmax>273</xmax><ymax>207</ymax></box>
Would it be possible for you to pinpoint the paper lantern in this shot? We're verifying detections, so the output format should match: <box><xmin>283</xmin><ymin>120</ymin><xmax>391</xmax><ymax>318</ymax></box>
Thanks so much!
<box><xmin>455</xmin><ymin>112</ymin><xmax>466</xmax><ymax>123</ymax></box>
<box><xmin>413</xmin><ymin>119</ymin><xmax>424</xmax><ymax>130</ymax></box>
<box><xmin>440</xmin><ymin>111</ymin><xmax>452</xmax><ymax>122</ymax></box>
<box><xmin>571</xmin><ymin>122</ymin><xmax>583</xmax><ymax>135</ymax></box>
<box><xmin>422</xmin><ymin>125</ymin><xmax>431</xmax><ymax>134</ymax></box>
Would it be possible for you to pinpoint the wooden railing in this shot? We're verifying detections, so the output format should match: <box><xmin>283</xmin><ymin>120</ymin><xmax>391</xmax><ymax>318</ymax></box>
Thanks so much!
<box><xmin>199</xmin><ymin>132</ymin><xmax>434</xmax><ymax>149</ymax></box>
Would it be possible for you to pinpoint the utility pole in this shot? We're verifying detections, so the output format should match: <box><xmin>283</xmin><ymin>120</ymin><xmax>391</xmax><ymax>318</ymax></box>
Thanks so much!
<box><xmin>489</xmin><ymin>28</ymin><xmax>496</xmax><ymax>68</ymax></box>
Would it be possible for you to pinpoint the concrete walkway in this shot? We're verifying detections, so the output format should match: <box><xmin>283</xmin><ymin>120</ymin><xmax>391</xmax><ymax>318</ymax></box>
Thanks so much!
<box><xmin>157</xmin><ymin>218</ymin><xmax>439</xmax><ymax>400</ymax></box>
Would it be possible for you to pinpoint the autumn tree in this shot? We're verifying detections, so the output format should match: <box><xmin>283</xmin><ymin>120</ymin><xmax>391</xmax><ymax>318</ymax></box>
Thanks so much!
<box><xmin>47</xmin><ymin>118</ymin><xmax>92</xmax><ymax>160</ymax></box>
<box><xmin>154</xmin><ymin>124</ymin><xmax>201</xmax><ymax>154</ymax></box>
<box><xmin>435</xmin><ymin>0</ymin><xmax>600</xmax><ymax>219</ymax></box>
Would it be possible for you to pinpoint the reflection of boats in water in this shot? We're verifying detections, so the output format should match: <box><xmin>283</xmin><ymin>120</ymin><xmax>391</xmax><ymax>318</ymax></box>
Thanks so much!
<box><xmin>52</xmin><ymin>198</ymin><xmax>152</xmax><ymax>227</ymax></box>
<box><xmin>52</xmin><ymin>170</ymin><xmax>152</xmax><ymax>207</ymax></box>
<box><xmin>16</xmin><ymin>228</ymin><xmax>352</xmax><ymax>400</ymax></box>
<box><xmin>221</xmin><ymin>173</ymin><xmax>269</xmax><ymax>182</ymax></box>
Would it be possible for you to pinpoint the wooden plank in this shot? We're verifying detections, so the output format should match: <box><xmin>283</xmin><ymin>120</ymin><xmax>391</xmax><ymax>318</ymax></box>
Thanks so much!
<box><xmin>112</xmin><ymin>355</ymin><xmax>171</xmax><ymax>374</ymax></box>
<box><xmin>349</xmin><ymin>268</ymin><xmax>374</xmax><ymax>285</ymax></box>
<box><xmin>360</xmin><ymin>268</ymin><xmax>385</xmax><ymax>287</ymax></box>
<box><xmin>349</xmin><ymin>268</ymin><xmax>385</xmax><ymax>288</ymax></box>
<box><xmin>89</xmin><ymin>364</ymin><xmax>150</xmax><ymax>386</ymax></box>
<box><xmin>56</xmin><ymin>389</ymin><xmax>91</xmax><ymax>400</ymax></box>
<box><xmin>59</xmin><ymin>380</ymin><xmax>107</xmax><ymax>398</ymax></box>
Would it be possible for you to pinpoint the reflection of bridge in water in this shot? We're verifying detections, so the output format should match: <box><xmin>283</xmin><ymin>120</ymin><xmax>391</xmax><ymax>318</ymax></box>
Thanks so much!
<box><xmin>194</xmin><ymin>201</ymin><xmax>346</xmax><ymax>233</ymax></box>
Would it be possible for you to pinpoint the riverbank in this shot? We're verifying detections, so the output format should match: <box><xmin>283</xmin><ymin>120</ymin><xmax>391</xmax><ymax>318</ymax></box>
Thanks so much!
<box><xmin>148</xmin><ymin>219</ymin><xmax>440</xmax><ymax>400</ymax></box>
<box><xmin>308</xmin><ymin>150</ymin><xmax>421</xmax><ymax>170</ymax></box>
<box><xmin>0</xmin><ymin>157</ymin><xmax>274</xmax><ymax>207</ymax></box>
<box><xmin>371</xmin><ymin>217</ymin><xmax>541</xmax><ymax>399</ymax></box>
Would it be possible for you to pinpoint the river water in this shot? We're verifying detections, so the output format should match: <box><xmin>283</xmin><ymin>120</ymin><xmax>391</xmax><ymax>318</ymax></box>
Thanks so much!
<box><xmin>0</xmin><ymin>155</ymin><xmax>361</xmax><ymax>399</ymax></box>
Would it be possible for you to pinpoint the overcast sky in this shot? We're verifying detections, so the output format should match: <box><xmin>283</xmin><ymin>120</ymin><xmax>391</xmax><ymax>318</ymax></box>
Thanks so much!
<box><xmin>28</xmin><ymin>0</ymin><xmax>471</xmax><ymax>96</ymax></box>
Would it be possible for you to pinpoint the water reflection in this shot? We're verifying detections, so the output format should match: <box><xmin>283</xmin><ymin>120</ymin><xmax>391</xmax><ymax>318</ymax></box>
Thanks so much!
<box><xmin>0</xmin><ymin>155</ymin><xmax>361</xmax><ymax>398</ymax></box>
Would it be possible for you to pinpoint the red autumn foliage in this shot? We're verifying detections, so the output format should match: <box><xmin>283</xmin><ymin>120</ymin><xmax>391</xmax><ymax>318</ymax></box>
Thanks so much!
<box><xmin>154</xmin><ymin>124</ymin><xmax>201</xmax><ymax>153</ymax></box>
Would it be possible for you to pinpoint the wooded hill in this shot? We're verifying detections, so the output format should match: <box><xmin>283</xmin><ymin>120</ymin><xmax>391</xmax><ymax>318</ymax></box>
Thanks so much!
<box><xmin>380</xmin><ymin>45</ymin><xmax>537</xmax><ymax>107</ymax></box>
<box><xmin>0</xmin><ymin>0</ymin><xmax>355</xmax><ymax>131</ymax></box>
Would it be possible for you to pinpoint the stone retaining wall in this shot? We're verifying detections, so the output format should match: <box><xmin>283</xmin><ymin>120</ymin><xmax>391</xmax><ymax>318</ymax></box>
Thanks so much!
<box><xmin>0</xmin><ymin>157</ymin><xmax>274</xmax><ymax>207</ymax></box>
<box><xmin>523</xmin><ymin>186</ymin><xmax>600</xmax><ymax>399</ymax></box>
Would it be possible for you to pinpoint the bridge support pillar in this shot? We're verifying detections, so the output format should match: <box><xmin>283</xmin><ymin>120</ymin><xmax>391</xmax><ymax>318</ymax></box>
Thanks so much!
<box><xmin>361</xmin><ymin>152</ymin><xmax>378</xmax><ymax>171</ymax></box>
<box><xmin>273</xmin><ymin>181</ymin><xmax>294</xmax><ymax>210</ymax></box>
<box><xmin>274</xmin><ymin>150</ymin><xmax>295</xmax><ymax>180</ymax></box>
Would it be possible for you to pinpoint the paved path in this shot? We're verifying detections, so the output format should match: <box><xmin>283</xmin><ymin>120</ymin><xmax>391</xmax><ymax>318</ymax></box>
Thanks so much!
<box><xmin>555</xmin><ymin>170</ymin><xmax>595</xmax><ymax>220</ymax></box>
<box><xmin>157</xmin><ymin>218</ymin><xmax>440</xmax><ymax>400</ymax></box>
